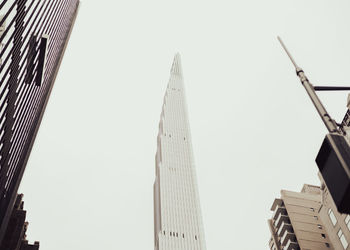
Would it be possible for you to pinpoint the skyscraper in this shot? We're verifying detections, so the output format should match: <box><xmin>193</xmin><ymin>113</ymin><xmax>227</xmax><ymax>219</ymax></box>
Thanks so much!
<box><xmin>154</xmin><ymin>54</ymin><xmax>206</xmax><ymax>250</ymax></box>
<box><xmin>0</xmin><ymin>0</ymin><xmax>79</xmax><ymax>247</ymax></box>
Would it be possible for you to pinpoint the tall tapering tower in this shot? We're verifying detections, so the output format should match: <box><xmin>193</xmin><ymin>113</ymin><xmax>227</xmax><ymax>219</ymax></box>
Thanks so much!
<box><xmin>154</xmin><ymin>54</ymin><xmax>206</xmax><ymax>250</ymax></box>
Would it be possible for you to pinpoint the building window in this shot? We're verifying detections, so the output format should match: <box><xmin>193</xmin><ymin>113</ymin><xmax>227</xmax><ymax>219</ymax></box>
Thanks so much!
<box><xmin>338</xmin><ymin>229</ymin><xmax>349</xmax><ymax>249</ymax></box>
<box><xmin>325</xmin><ymin>242</ymin><xmax>330</xmax><ymax>248</ymax></box>
<box><xmin>322</xmin><ymin>233</ymin><xmax>326</xmax><ymax>239</ymax></box>
<box><xmin>345</xmin><ymin>215</ymin><xmax>350</xmax><ymax>231</ymax></box>
<box><xmin>328</xmin><ymin>208</ymin><xmax>337</xmax><ymax>226</ymax></box>
<box><xmin>318</xmin><ymin>224</ymin><xmax>323</xmax><ymax>229</ymax></box>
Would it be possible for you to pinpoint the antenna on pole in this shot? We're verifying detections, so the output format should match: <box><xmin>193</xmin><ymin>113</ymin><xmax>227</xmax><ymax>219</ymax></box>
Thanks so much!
<box><xmin>277</xmin><ymin>36</ymin><xmax>298</xmax><ymax>69</ymax></box>
<box><xmin>277</xmin><ymin>36</ymin><xmax>340</xmax><ymax>134</ymax></box>
<box><xmin>277</xmin><ymin>38</ymin><xmax>350</xmax><ymax>92</ymax></box>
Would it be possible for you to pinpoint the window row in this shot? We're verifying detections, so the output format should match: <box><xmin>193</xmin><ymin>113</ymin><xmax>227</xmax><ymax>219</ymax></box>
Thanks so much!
<box><xmin>328</xmin><ymin>209</ymin><xmax>350</xmax><ymax>232</ymax></box>
<box><xmin>328</xmin><ymin>209</ymin><xmax>350</xmax><ymax>249</ymax></box>
<box><xmin>162</xmin><ymin>230</ymin><xmax>198</xmax><ymax>240</ymax></box>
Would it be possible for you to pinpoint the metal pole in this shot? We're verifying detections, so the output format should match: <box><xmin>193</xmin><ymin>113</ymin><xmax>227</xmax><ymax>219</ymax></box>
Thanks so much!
<box><xmin>314</xmin><ymin>86</ymin><xmax>350</xmax><ymax>91</ymax></box>
<box><xmin>277</xmin><ymin>37</ymin><xmax>339</xmax><ymax>133</ymax></box>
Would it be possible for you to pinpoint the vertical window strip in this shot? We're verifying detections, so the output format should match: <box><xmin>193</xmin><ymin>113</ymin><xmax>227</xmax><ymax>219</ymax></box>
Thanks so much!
<box><xmin>328</xmin><ymin>208</ymin><xmax>337</xmax><ymax>226</ymax></box>
<box><xmin>345</xmin><ymin>215</ymin><xmax>350</xmax><ymax>231</ymax></box>
<box><xmin>338</xmin><ymin>229</ymin><xmax>349</xmax><ymax>249</ymax></box>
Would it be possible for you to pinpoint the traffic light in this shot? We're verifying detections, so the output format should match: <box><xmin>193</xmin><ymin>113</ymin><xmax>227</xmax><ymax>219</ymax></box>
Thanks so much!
<box><xmin>316</xmin><ymin>134</ymin><xmax>350</xmax><ymax>213</ymax></box>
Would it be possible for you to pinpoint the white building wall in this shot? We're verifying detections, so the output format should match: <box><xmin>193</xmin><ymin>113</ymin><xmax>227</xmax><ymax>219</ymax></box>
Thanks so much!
<box><xmin>154</xmin><ymin>54</ymin><xmax>206</xmax><ymax>250</ymax></box>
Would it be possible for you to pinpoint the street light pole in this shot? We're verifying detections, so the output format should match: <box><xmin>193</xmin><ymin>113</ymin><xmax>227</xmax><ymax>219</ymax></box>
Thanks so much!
<box><xmin>278</xmin><ymin>36</ymin><xmax>350</xmax><ymax>213</ymax></box>
<box><xmin>277</xmin><ymin>36</ymin><xmax>340</xmax><ymax>134</ymax></box>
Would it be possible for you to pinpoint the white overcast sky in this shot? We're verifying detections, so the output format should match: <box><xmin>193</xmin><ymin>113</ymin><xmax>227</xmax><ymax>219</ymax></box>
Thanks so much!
<box><xmin>17</xmin><ymin>0</ymin><xmax>350</xmax><ymax>249</ymax></box>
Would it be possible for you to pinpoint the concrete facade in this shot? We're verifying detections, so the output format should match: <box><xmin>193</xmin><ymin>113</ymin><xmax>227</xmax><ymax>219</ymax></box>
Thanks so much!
<box><xmin>269</xmin><ymin>180</ymin><xmax>350</xmax><ymax>250</ymax></box>
<box><xmin>318</xmin><ymin>173</ymin><xmax>350</xmax><ymax>250</ymax></box>
<box><xmin>269</xmin><ymin>184</ymin><xmax>333</xmax><ymax>250</ymax></box>
<box><xmin>153</xmin><ymin>54</ymin><xmax>206</xmax><ymax>250</ymax></box>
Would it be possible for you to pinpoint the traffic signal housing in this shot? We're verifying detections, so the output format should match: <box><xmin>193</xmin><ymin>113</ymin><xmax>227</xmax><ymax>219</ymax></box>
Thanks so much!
<box><xmin>316</xmin><ymin>133</ymin><xmax>350</xmax><ymax>213</ymax></box>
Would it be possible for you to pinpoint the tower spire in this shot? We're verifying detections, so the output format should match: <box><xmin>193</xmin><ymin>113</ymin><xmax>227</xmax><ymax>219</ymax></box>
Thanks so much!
<box><xmin>170</xmin><ymin>53</ymin><xmax>183</xmax><ymax>76</ymax></box>
<box><xmin>154</xmin><ymin>55</ymin><xmax>206</xmax><ymax>250</ymax></box>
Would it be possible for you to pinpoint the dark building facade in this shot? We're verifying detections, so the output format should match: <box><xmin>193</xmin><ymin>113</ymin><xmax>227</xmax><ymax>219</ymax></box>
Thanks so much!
<box><xmin>0</xmin><ymin>0</ymin><xmax>79</xmax><ymax>248</ymax></box>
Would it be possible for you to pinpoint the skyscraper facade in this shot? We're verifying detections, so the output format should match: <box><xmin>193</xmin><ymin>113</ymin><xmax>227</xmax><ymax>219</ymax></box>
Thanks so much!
<box><xmin>154</xmin><ymin>54</ymin><xmax>206</xmax><ymax>250</ymax></box>
<box><xmin>0</xmin><ymin>0</ymin><xmax>79</xmax><ymax>247</ymax></box>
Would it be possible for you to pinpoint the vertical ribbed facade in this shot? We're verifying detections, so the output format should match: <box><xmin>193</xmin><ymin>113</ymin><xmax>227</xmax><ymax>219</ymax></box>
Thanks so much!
<box><xmin>0</xmin><ymin>0</ymin><xmax>79</xmax><ymax>245</ymax></box>
<box><xmin>154</xmin><ymin>54</ymin><xmax>206</xmax><ymax>250</ymax></box>
<box><xmin>0</xmin><ymin>16</ymin><xmax>4</xmax><ymax>65</ymax></box>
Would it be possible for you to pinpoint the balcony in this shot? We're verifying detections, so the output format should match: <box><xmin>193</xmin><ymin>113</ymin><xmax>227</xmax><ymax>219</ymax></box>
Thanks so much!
<box><xmin>271</xmin><ymin>198</ymin><xmax>283</xmax><ymax>211</ymax></box>
<box><xmin>283</xmin><ymin>239</ymin><xmax>299</xmax><ymax>250</ymax></box>
<box><xmin>281</xmin><ymin>230</ymin><xmax>297</xmax><ymax>246</ymax></box>
<box><xmin>275</xmin><ymin>213</ymin><xmax>290</xmax><ymax>229</ymax></box>
<box><xmin>277</xmin><ymin>221</ymin><xmax>293</xmax><ymax>237</ymax></box>
<box><xmin>273</xmin><ymin>205</ymin><xmax>287</xmax><ymax>220</ymax></box>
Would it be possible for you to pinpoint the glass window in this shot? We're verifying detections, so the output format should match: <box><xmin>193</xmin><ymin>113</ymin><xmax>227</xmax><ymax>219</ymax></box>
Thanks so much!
<box><xmin>340</xmin><ymin>235</ymin><xmax>349</xmax><ymax>249</ymax></box>
<box><xmin>338</xmin><ymin>229</ymin><xmax>349</xmax><ymax>249</ymax></box>
<box><xmin>345</xmin><ymin>215</ymin><xmax>350</xmax><ymax>231</ymax></box>
<box><xmin>338</xmin><ymin>229</ymin><xmax>343</xmax><ymax>238</ymax></box>
<box><xmin>346</xmin><ymin>215</ymin><xmax>350</xmax><ymax>224</ymax></box>
<box><xmin>328</xmin><ymin>208</ymin><xmax>337</xmax><ymax>226</ymax></box>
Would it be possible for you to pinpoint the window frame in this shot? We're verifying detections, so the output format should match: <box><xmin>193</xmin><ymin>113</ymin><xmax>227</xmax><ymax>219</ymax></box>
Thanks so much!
<box><xmin>328</xmin><ymin>208</ymin><xmax>337</xmax><ymax>226</ymax></box>
<box><xmin>338</xmin><ymin>228</ymin><xmax>349</xmax><ymax>250</ymax></box>
<box><xmin>345</xmin><ymin>215</ymin><xmax>350</xmax><ymax>231</ymax></box>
